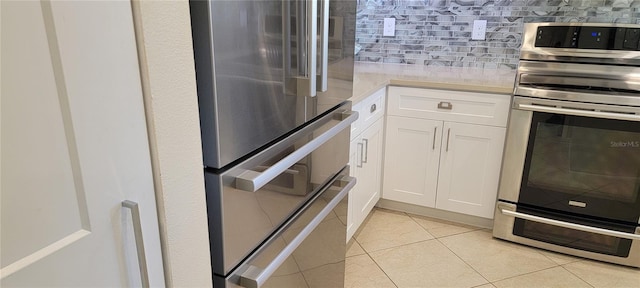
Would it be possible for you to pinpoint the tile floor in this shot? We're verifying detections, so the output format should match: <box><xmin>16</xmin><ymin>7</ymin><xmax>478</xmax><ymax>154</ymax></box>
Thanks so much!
<box><xmin>345</xmin><ymin>208</ymin><xmax>640</xmax><ymax>288</ymax></box>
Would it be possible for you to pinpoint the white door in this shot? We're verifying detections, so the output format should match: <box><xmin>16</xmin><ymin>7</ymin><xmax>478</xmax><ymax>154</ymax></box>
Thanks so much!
<box><xmin>382</xmin><ymin>116</ymin><xmax>442</xmax><ymax>207</ymax></box>
<box><xmin>436</xmin><ymin>122</ymin><xmax>506</xmax><ymax>218</ymax></box>
<box><xmin>1</xmin><ymin>1</ymin><xmax>165</xmax><ymax>287</ymax></box>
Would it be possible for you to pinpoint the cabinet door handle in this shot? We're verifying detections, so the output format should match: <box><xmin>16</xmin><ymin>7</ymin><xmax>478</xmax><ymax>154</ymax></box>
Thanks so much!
<box><xmin>357</xmin><ymin>142</ymin><xmax>364</xmax><ymax>168</ymax></box>
<box><xmin>437</xmin><ymin>101</ymin><xmax>453</xmax><ymax>110</ymax></box>
<box><xmin>446</xmin><ymin>128</ymin><xmax>451</xmax><ymax>152</ymax></box>
<box><xmin>432</xmin><ymin>126</ymin><xmax>437</xmax><ymax>150</ymax></box>
<box><xmin>362</xmin><ymin>138</ymin><xmax>369</xmax><ymax>164</ymax></box>
<box><xmin>122</xmin><ymin>200</ymin><xmax>150</xmax><ymax>288</ymax></box>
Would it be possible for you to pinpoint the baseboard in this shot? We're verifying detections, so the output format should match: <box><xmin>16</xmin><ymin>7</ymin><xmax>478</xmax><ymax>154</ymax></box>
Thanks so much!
<box><xmin>376</xmin><ymin>199</ymin><xmax>494</xmax><ymax>229</ymax></box>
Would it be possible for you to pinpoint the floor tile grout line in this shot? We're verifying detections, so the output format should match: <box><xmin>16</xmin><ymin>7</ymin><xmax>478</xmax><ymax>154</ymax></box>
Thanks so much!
<box><xmin>558</xmin><ymin>263</ymin><xmax>596</xmax><ymax>288</ymax></box>
<box><xmin>353</xmin><ymin>231</ymin><xmax>399</xmax><ymax>288</ymax></box>
<box><xmin>434</xmin><ymin>236</ymin><xmax>493</xmax><ymax>286</ymax></box>
<box><xmin>364</xmin><ymin>249</ymin><xmax>399</xmax><ymax>288</ymax></box>
<box><xmin>489</xmin><ymin>265</ymin><xmax>572</xmax><ymax>286</ymax></box>
<box><xmin>358</xmin><ymin>238</ymin><xmax>439</xmax><ymax>255</ymax></box>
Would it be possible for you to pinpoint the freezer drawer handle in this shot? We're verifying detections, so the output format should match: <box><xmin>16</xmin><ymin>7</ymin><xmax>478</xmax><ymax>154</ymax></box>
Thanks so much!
<box><xmin>239</xmin><ymin>175</ymin><xmax>356</xmax><ymax>288</ymax></box>
<box><xmin>499</xmin><ymin>207</ymin><xmax>640</xmax><ymax>241</ymax></box>
<box><xmin>122</xmin><ymin>200</ymin><xmax>150</xmax><ymax>288</ymax></box>
<box><xmin>235</xmin><ymin>111</ymin><xmax>358</xmax><ymax>192</ymax></box>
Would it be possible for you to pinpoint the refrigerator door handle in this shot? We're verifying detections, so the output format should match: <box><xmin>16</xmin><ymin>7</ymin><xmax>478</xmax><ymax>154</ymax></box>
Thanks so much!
<box><xmin>316</xmin><ymin>0</ymin><xmax>329</xmax><ymax>92</ymax></box>
<box><xmin>291</xmin><ymin>0</ymin><xmax>317</xmax><ymax>97</ymax></box>
<box><xmin>235</xmin><ymin>111</ymin><xmax>358</xmax><ymax>192</ymax></box>
<box><xmin>239</xmin><ymin>175</ymin><xmax>356</xmax><ymax>288</ymax></box>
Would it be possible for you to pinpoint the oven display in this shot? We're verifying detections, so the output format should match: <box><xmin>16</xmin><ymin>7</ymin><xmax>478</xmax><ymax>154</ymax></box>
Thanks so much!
<box><xmin>535</xmin><ymin>26</ymin><xmax>640</xmax><ymax>50</ymax></box>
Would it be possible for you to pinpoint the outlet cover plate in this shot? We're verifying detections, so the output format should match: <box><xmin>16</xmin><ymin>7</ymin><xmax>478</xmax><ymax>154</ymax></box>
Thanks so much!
<box><xmin>383</xmin><ymin>18</ymin><xmax>395</xmax><ymax>37</ymax></box>
<box><xmin>472</xmin><ymin>20</ymin><xmax>487</xmax><ymax>40</ymax></box>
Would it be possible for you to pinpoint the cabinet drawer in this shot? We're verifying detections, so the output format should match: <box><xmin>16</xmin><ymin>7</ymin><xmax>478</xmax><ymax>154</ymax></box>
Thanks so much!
<box><xmin>387</xmin><ymin>86</ymin><xmax>510</xmax><ymax>127</ymax></box>
<box><xmin>351</xmin><ymin>87</ymin><xmax>386</xmax><ymax>140</ymax></box>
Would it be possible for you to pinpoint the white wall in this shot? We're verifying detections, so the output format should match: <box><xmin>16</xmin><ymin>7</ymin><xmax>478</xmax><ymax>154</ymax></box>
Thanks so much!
<box><xmin>131</xmin><ymin>1</ymin><xmax>212</xmax><ymax>287</ymax></box>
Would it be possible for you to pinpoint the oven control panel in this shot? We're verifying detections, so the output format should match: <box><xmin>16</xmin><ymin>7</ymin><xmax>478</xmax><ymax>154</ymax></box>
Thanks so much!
<box><xmin>535</xmin><ymin>26</ymin><xmax>640</xmax><ymax>50</ymax></box>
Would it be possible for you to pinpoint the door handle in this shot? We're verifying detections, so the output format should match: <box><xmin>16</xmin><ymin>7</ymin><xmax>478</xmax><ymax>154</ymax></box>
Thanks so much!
<box><xmin>432</xmin><ymin>126</ymin><xmax>437</xmax><ymax>150</ymax></box>
<box><xmin>122</xmin><ymin>200</ymin><xmax>150</xmax><ymax>288</ymax></box>
<box><xmin>235</xmin><ymin>111</ymin><xmax>358</xmax><ymax>192</ymax></box>
<box><xmin>499</xmin><ymin>207</ymin><xmax>640</xmax><ymax>241</ymax></box>
<box><xmin>356</xmin><ymin>142</ymin><xmax>364</xmax><ymax>168</ymax></box>
<box><xmin>239</xmin><ymin>175</ymin><xmax>356</xmax><ymax>288</ymax></box>
<box><xmin>291</xmin><ymin>0</ymin><xmax>317</xmax><ymax>97</ymax></box>
<box><xmin>362</xmin><ymin>138</ymin><xmax>369</xmax><ymax>164</ymax></box>
<box><xmin>445</xmin><ymin>128</ymin><xmax>451</xmax><ymax>152</ymax></box>
<box><xmin>516</xmin><ymin>103</ymin><xmax>640</xmax><ymax>121</ymax></box>
<box><xmin>316</xmin><ymin>0</ymin><xmax>329</xmax><ymax>92</ymax></box>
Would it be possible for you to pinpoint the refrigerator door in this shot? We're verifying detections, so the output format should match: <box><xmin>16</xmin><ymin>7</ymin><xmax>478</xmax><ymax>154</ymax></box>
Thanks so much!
<box><xmin>205</xmin><ymin>103</ymin><xmax>356</xmax><ymax>276</ymax></box>
<box><xmin>190</xmin><ymin>0</ymin><xmax>356</xmax><ymax>169</ymax></box>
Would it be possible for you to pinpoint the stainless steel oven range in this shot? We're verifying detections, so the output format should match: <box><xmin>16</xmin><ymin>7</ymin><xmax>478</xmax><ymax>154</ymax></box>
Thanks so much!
<box><xmin>493</xmin><ymin>23</ymin><xmax>640</xmax><ymax>267</ymax></box>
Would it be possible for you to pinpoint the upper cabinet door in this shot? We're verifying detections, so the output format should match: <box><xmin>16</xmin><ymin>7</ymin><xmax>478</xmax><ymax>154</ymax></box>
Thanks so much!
<box><xmin>436</xmin><ymin>122</ymin><xmax>506</xmax><ymax>218</ymax></box>
<box><xmin>1</xmin><ymin>1</ymin><xmax>164</xmax><ymax>286</ymax></box>
<box><xmin>383</xmin><ymin>116</ymin><xmax>443</xmax><ymax>208</ymax></box>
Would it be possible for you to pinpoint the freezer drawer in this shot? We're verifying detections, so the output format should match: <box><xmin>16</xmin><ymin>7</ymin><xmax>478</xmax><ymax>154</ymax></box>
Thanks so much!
<box><xmin>215</xmin><ymin>173</ymin><xmax>354</xmax><ymax>287</ymax></box>
<box><xmin>205</xmin><ymin>103</ymin><xmax>356</xmax><ymax>276</ymax></box>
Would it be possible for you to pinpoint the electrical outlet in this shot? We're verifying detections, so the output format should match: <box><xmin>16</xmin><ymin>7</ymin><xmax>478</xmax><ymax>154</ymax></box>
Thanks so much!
<box><xmin>472</xmin><ymin>20</ymin><xmax>487</xmax><ymax>40</ymax></box>
<box><xmin>383</xmin><ymin>18</ymin><xmax>395</xmax><ymax>37</ymax></box>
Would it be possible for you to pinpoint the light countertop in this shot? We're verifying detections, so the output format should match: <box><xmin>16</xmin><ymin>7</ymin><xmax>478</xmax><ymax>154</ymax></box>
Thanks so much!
<box><xmin>348</xmin><ymin>61</ymin><xmax>517</xmax><ymax>105</ymax></box>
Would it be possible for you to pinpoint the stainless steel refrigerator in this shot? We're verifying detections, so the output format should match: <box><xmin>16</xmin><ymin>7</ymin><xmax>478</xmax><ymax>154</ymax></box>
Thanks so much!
<box><xmin>189</xmin><ymin>0</ymin><xmax>357</xmax><ymax>286</ymax></box>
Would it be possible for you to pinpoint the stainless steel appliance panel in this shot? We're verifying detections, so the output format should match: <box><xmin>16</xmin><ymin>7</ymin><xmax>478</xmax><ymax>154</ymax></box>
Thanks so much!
<box><xmin>494</xmin><ymin>22</ymin><xmax>640</xmax><ymax>267</ymax></box>
<box><xmin>514</xmin><ymin>61</ymin><xmax>640</xmax><ymax>107</ymax></box>
<box><xmin>215</xmin><ymin>172</ymin><xmax>354</xmax><ymax>288</ymax></box>
<box><xmin>205</xmin><ymin>103</ymin><xmax>355</xmax><ymax>276</ymax></box>
<box><xmin>520</xmin><ymin>23</ymin><xmax>640</xmax><ymax>65</ymax></box>
<box><xmin>190</xmin><ymin>0</ymin><xmax>355</xmax><ymax>169</ymax></box>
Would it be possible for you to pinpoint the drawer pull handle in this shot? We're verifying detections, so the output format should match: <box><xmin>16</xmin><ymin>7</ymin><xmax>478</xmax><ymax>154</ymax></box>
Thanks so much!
<box><xmin>370</xmin><ymin>103</ymin><xmax>377</xmax><ymax>113</ymax></box>
<box><xmin>438</xmin><ymin>101</ymin><xmax>453</xmax><ymax>110</ymax></box>
<box><xmin>446</xmin><ymin>128</ymin><xmax>451</xmax><ymax>152</ymax></box>
<box><xmin>362</xmin><ymin>138</ymin><xmax>369</xmax><ymax>164</ymax></box>
<box><xmin>235</xmin><ymin>110</ymin><xmax>358</xmax><ymax>192</ymax></box>
<box><xmin>357</xmin><ymin>142</ymin><xmax>364</xmax><ymax>168</ymax></box>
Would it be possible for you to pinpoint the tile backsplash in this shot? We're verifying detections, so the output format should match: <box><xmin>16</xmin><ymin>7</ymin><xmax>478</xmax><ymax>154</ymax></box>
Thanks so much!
<box><xmin>355</xmin><ymin>0</ymin><xmax>640</xmax><ymax>69</ymax></box>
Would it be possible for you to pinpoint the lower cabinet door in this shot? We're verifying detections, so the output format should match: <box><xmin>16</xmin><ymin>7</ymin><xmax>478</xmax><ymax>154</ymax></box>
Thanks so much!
<box><xmin>435</xmin><ymin>122</ymin><xmax>506</xmax><ymax>218</ymax></box>
<box><xmin>383</xmin><ymin>116</ymin><xmax>442</xmax><ymax>208</ymax></box>
<box><xmin>347</xmin><ymin>119</ymin><xmax>384</xmax><ymax>241</ymax></box>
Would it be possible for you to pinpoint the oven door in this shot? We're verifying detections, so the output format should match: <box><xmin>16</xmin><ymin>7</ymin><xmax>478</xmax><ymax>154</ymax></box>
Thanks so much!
<box><xmin>499</xmin><ymin>96</ymin><xmax>640</xmax><ymax>224</ymax></box>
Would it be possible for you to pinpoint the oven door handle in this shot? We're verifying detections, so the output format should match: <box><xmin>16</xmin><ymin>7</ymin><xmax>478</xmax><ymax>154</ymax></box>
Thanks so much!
<box><xmin>239</xmin><ymin>175</ymin><xmax>356</xmax><ymax>288</ymax></box>
<box><xmin>500</xmin><ymin>208</ymin><xmax>640</xmax><ymax>241</ymax></box>
<box><xmin>516</xmin><ymin>103</ymin><xmax>640</xmax><ymax>121</ymax></box>
<box><xmin>235</xmin><ymin>111</ymin><xmax>358</xmax><ymax>192</ymax></box>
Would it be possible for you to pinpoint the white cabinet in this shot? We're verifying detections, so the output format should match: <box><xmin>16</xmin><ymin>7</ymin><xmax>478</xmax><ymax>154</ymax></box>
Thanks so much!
<box><xmin>435</xmin><ymin>122</ymin><xmax>507</xmax><ymax>217</ymax></box>
<box><xmin>347</xmin><ymin>88</ymin><xmax>385</xmax><ymax>240</ymax></box>
<box><xmin>383</xmin><ymin>87</ymin><xmax>509</xmax><ymax>219</ymax></box>
<box><xmin>383</xmin><ymin>116</ymin><xmax>441</xmax><ymax>207</ymax></box>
